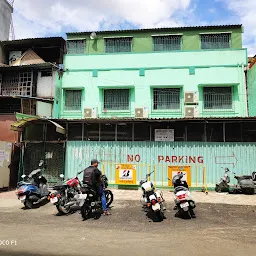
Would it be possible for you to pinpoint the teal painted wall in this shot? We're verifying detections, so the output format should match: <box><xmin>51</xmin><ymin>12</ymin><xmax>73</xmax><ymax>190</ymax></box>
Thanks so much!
<box><xmin>67</xmin><ymin>27</ymin><xmax>243</xmax><ymax>54</ymax></box>
<box><xmin>248</xmin><ymin>64</ymin><xmax>256</xmax><ymax>116</ymax></box>
<box><xmin>58</xmin><ymin>49</ymin><xmax>248</xmax><ymax>119</ymax></box>
<box><xmin>53</xmin><ymin>74</ymin><xmax>62</xmax><ymax>119</ymax></box>
<box><xmin>65</xmin><ymin>141</ymin><xmax>256</xmax><ymax>188</ymax></box>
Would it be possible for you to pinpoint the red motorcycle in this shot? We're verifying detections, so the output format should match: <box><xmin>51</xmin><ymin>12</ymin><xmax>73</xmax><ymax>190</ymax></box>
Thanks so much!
<box><xmin>49</xmin><ymin>174</ymin><xmax>113</xmax><ymax>215</ymax></box>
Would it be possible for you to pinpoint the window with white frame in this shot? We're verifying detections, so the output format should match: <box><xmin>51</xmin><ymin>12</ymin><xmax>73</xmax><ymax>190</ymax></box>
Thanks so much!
<box><xmin>201</xmin><ymin>33</ymin><xmax>231</xmax><ymax>49</ymax></box>
<box><xmin>153</xmin><ymin>88</ymin><xmax>181</xmax><ymax>110</ymax></box>
<box><xmin>153</xmin><ymin>35</ymin><xmax>182</xmax><ymax>51</ymax></box>
<box><xmin>105</xmin><ymin>38</ymin><xmax>132</xmax><ymax>53</ymax></box>
<box><xmin>67</xmin><ymin>40</ymin><xmax>85</xmax><ymax>54</ymax></box>
<box><xmin>203</xmin><ymin>87</ymin><xmax>233</xmax><ymax>110</ymax></box>
<box><xmin>64</xmin><ymin>90</ymin><xmax>82</xmax><ymax>111</ymax></box>
<box><xmin>103</xmin><ymin>89</ymin><xmax>130</xmax><ymax>110</ymax></box>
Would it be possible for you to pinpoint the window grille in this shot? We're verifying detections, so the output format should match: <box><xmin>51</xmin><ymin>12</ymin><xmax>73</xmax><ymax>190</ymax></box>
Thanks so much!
<box><xmin>65</xmin><ymin>90</ymin><xmax>82</xmax><ymax>111</ymax></box>
<box><xmin>67</xmin><ymin>40</ymin><xmax>85</xmax><ymax>54</ymax></box>
<box><xmin>105</xmin><ymin>38</ymin><xmax>132</xmax><ymax>53</ymax></box>
<box><xmin>203</xmin><ymin>87</ymin><xmax>232</xmax><ymax>109</ymax></box>
<box><xmin>153</xmin><ymin>88</ymin><xmax>181</xmax><ymax>110</ymax></box>
<box><xmin>201</xmin><ymin>33</ymin><xmax>231</xmax><ymax>49</ymax></box>
<box><xmin>153</xmin><ymin>35</ymin><xmax>182</xmax><ymax>51</ymax></box>
<box><xmin>104</xmin><ymin>89</ymin><xmax>130</xmax><ymax>110</ymax></box>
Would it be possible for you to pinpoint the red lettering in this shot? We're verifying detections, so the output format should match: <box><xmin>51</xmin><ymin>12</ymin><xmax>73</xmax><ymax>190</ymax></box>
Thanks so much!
<box><xmin>135</xmin><ymin>154</ymin><xmax>141</xmax><ymax>162</ymax></box>
<box><xmin>172</xmin><ymin>156</ymin><xmax>178</xmax><ymax>163</ymax></box>
<box><xmin>189</xmin><ymin>156</ymin><xmax>196</xmax><ymax>163</ymax></box>
<box><xmin>165</xmin><ymin>156</ymin><xmax>171</xmax><ymax>163</ymax></box>
<box><xmin>127</xmin><ymin>155</ymin><xmax>134</xmax><ymax>162</ymax></box>
<box><xmin>158</xmin><ymin>156</ymin><xmax>164</xmax><ymax>163</ymax></box>
<box><xmin>198</xmin><ymin>156</ymin><xmax>204</xmax><ymax>164</ymax></box>
<box><xmin>178</xmin><ymin>156</ymin><xmax>184</xmax><ymax>163</ymax></box>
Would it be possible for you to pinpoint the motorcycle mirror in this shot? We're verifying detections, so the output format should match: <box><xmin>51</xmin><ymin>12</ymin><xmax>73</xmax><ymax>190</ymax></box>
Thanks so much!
<box><xmin>59</xmin><ymin>174</ymin><xmax>64</xmax><ymax>178</ymax></box>
<box><xmin>21</xmin><ymin>174</ymin><xmax>26</xmax><ymax>179</ymax></box>
<box><xmin>39</xmin><ymin>160</ymin><xmax>44</xmax><ymax>167</ymax></box>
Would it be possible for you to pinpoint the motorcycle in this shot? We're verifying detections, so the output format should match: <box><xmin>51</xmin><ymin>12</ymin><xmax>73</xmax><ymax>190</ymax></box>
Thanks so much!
<box><xmin>216</xmin><ymin>168</ymin><xmax>256</xmax><ymax>195</ymax></box>
<box><xmin>49</xmin><ymin>173</ymin><xmax>83</xmax><ymax>215</ymax></box>
<box><xmin>169</xmin><ymin>175</ymin><xmax>196</xmax><ymax>219</ymax></box>
<box><xmin>79</xmin><ymin>175</ymin><xmax>113</xmax><ymax>221</ymax></box>
<box><xmin>215</xmin><ymin>168</ymin><xmax>231</xmax><ymax>193</ymax></box>
<box><xmin>232</xmin><ymin>172</ymin><xmax>255</xmax><ymax>195</ymax></box>
<box><xmin>51</xmin><ymin>173</ymin><xmax>113</xmax><ymax>216</ymax></box>
<box><xmin>16</xmin><ymin>160</ymin><xmax>50</xmax><ymax>209</ymax></box>
<box><xmin>139</xmin><ymin>170</ymin><xmax>165</xmax><ymax>221</ymax></box>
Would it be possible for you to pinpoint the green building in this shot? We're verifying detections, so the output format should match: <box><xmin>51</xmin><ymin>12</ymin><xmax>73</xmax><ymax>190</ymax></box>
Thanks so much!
<box><xmin>19</xmin><ymin>25</ymin><xmax>256</xmax><ymax>188</ymax></box>
<box><xmin>56</xmin><ymin>24</ymin><xmax>247</xmax><ymax>121</ymax></box>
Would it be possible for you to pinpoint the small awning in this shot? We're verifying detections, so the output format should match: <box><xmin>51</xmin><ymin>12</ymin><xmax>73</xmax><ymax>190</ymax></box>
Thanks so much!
<box><xmin>11</xmin><ymin>115</ymin><xmax>66</xmax><ymax>134</ymax></box>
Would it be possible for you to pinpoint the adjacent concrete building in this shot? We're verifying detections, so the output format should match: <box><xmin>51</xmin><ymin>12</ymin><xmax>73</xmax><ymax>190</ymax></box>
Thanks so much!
<box><xmin>0</xmin><ymin>0</ymin><xmax>13</xmax><ymax>41</ymax></box>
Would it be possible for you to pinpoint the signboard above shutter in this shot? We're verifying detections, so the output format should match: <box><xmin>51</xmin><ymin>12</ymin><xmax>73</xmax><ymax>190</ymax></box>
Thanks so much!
<box><xmin>155</xmin><ymin>129</ymin><xmax>174</xmax><ymax>141</ymax></box>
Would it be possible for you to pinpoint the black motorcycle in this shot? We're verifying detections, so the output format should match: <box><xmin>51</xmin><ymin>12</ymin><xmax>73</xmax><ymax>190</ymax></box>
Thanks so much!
<box><xmin>80</xmin><ymin>175</ymin><xmax>113</xmax><ymax>220</ymax></box>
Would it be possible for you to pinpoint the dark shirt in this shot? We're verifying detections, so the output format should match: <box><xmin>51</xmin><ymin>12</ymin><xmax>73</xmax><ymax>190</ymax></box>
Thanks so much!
<box><xmin>83</xmin><ymin>166</ymin><xmax>102</xmax><ymax>189</ymax></box>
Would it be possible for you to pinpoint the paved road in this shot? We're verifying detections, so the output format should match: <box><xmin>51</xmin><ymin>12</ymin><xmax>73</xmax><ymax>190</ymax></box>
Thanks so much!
<box><xmin>0</xmin><ymin>198</ymin><xmax>255</xmax><ymax>256</ymax></box>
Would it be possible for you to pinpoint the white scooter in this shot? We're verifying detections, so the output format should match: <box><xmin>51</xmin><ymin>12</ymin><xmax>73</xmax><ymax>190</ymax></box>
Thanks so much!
<box><xmin>139</xmin><ymin>171</ymin><xmax>165</xmax><ymax>221</ymax></box>
<box><xmin>169</xmin><ymin>174</ymin><xmax>196</xmax><ymax>219</ymax></box>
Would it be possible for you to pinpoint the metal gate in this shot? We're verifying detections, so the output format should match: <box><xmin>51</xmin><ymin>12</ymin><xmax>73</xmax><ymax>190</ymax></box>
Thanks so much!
<box><xmin>22</xmin><ymin>142</ymin><xmax>65</xmax><ymax>186</ymax></box>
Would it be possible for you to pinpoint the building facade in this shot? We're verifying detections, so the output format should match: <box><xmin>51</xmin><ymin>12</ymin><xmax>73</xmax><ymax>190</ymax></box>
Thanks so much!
<box><xmin>0</xmin><ymin>0</ymin><xmax>13</xmax><ymax>42</ymax></box>
<box><xmin>16</xmin><ymin>25</ymin><xmax>256</xmax><ymax>189</ymax></box>
<box><xmin>57</xmin><ymin>25</ymin><xmax>247</xmax><ymax>121</ymax></box>
<box><xmin>0</xmin><ymin>37</ymin><xmax>65</xmax><ymax>142</ymax></box>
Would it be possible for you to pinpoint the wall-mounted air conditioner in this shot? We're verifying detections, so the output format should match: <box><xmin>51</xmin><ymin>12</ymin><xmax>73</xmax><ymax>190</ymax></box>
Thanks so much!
<box><xmin>84</xmin><ymin>107</ymin><xmax>98</xmax><ymax>118</ymax></box>
<box><xmin>184</xmin><ymin>91</ymin><xmax>199</xmax><ymax>104</ymax></box>
<box><xmin>135</xmin><ymin>107</ymin><xmax>149</xmax><ymax>118</ymax></box>
<box><xmin>184</xmin><ymin>106</ymin><xmax>199</xmax><ymax>118</ymax></box>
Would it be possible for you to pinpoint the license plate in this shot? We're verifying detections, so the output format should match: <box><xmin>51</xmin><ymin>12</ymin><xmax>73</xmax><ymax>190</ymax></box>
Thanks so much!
<box><xmin>19</xmin><ymin>195</ymin><xmax>26</xmax><ymax>201</ymax></box>
<box><xmin>152</xmin><ymin>203</ymin><xmax>160</xmax><ymax>211</ymax></box>
<box><xmin>180</xmin><ymin>202</ymin><xmax>189</xmax><ymax>208</ymax></box>
<box><xmin>50</xmin><ymin>197</ymin><xmax>58</xmax><ymax>204</ymax></box>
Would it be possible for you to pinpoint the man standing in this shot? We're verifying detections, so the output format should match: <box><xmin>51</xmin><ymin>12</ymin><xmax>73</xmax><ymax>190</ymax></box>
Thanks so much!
<box><xmin>82</xmin><ymin>159</ymin><xmax>111</xmax><ymax>216</ymax></box>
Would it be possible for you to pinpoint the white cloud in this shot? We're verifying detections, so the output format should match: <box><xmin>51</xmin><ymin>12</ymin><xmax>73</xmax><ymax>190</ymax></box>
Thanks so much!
<box><xmin>12</xmin><ymin>0</ymin><xmax>191</xmax><ymax>39</ymax></box>
<box><xmin>218</xmin><ymin>0</ymin><xmax>256</xmax><ymax>56</ymax></box>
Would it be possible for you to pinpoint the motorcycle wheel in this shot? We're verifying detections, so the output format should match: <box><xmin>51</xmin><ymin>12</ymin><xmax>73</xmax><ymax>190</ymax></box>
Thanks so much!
<box><xmin>24</xmin><ymin>199</ymin><xmax>33</xmax><ymax>209</ymax></box>
<box><xmin>81</xmin><ymin>203</ymin><xmax>92</xmax><ymax>221</ymax></box>
<box><xmin>105</xmin><ymin>190</ymin><xmax>113</xmax><ymax>208</ymax></box>
<box><xmin>56</xmin><ymin>196</ymin><xmax>71</xmax><ymax>215</ymax></box>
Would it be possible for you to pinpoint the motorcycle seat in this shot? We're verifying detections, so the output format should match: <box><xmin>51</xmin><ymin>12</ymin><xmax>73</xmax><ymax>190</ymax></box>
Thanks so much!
<box><xmin>53</xmin><ymin>184</ymin><xmax>69</xmax><ymax>190</ymax></box>
<box><xmin>174</xmin><ymin>186</ymin><xmax>188</xmax><ymax>193</ymax></box>
<box><xmin>17</xmin><ymin>181</ymin><xmax>32</xmax><ymax>187</ymax></box>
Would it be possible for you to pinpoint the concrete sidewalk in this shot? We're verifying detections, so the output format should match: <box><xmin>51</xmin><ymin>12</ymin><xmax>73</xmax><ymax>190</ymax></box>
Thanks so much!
<box><xmin>0</xmin><ymin>189</ymin><xmax>255</xmax><ymax>208</ymax></box>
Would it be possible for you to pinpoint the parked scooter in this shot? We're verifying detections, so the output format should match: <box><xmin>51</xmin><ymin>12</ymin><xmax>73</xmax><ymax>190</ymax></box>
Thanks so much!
<box><xmin>79</xmin><ymin>174</ymin><xmax>112</xmax><ymax>221</ymax></box>
<box><xmin>216</xmin><ymin>168</ymin><xmax>256</xmax><ymax>195</ymax></box>
<box><xmin>169</xmin><ymin>173</ymin><xmax>196</xmax><ymax>219</ymax></box>
<box><xmin>139</xmin><ymin>171</ymin><xmax>165</xmax><ymax>221</ymax></box>
<box><xmin>232</xmin><ymin>172</ymin><xmax>255</xmax><ymax>195</ymax></box>
<box><xmin>50</xmin><ymin>173</ymin><xmax>113</xmax><ymax>215</ymax></box>
<box><xmin>215</xmin><ymin>168</ymin><xmax>231</xmax><ymax>193</ymax></box>
<box><xmin>16</xmin><ymin>160</ymin><xmax>50</xmax><ymax>209</ymax></box>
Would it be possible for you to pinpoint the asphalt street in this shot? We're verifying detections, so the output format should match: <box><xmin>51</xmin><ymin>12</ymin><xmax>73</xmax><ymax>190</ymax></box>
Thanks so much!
<box><xmin>0</xmin><ymin>198</ymin><xmax>256</xmax><ymax>256</ymax></box>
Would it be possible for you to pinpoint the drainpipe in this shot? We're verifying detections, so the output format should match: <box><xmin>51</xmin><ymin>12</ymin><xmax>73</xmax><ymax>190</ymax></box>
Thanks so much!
<box><xmin>242</xmin><ymin>63</ymin><xmax>249</xmax><ymax>116</ymax></box>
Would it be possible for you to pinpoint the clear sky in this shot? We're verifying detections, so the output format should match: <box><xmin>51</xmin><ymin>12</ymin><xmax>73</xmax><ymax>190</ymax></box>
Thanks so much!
<box><xmin>12</xmin><ymin>0</ymin><xmax>256</xmax><ymax>55</ymax></box>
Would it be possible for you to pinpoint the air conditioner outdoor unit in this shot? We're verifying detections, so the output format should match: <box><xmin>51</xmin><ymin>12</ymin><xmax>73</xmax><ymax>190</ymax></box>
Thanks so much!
<box><xmin>184</xmin><ymin>106</ymin><xmax>199</xmax><ymax>118</ymax></box>
<box><xmin>184</xmin><ymin>91</ymin><xmax>199</xmax><ymax>104</ymax></box>
<box><xmin>84</xmin><ymin>107</ymin><xmax>98</xmax><ymax>118</ymax></box>
<box><xmin>135</xmin><ymin>107</ymin><xmax>149</xmax><ymax>118</ymax></box>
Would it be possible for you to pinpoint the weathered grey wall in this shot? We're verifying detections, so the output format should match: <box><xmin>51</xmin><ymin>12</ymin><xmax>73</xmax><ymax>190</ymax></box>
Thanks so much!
<box><xmin>0</xmin><ymin>0</ymin><xmax>13</xmax><ymax>41</ymax></box>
